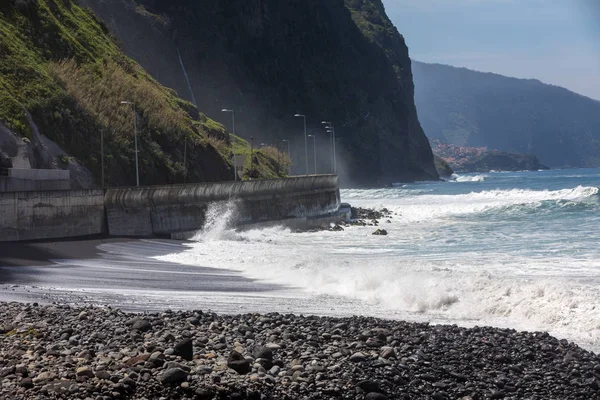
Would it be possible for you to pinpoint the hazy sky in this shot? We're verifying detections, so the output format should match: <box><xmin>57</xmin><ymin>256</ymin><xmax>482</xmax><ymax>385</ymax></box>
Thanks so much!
<box><xmin>382</xmin><ymin>0</ymin><xmax>600</xmax><ymax>100</ymax></box>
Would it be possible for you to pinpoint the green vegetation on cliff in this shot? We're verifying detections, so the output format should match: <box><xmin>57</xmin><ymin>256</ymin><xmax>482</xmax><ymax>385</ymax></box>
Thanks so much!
<box><xmin>0</xmin><ymin>0</ymin><xmax>288</xmax><ymax>186</ymax></box>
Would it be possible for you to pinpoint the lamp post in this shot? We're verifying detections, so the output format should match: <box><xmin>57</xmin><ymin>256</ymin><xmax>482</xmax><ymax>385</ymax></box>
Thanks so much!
<box><xmin>221</xmin><ymin>109</ymin><xmax>237</xmax><ymax>181</ymax></box>
<box><xmin>120</xmin><ymin>101</ymin><xmax>139</xmax><ymax>187</ymax></box>
<box><xmin>322</xmin><ymin>121</ymin><xmax>336</xmax><ymax>174</ymax></box>
<box><xmin>308</xmin><ymin>134</ymin><xmax>317</xmax><ymax>174</ymax></box>
<box><xmin>294</xmin><ymin>114</ymin><xmax>308</xmax><ymax>176</ymax></box>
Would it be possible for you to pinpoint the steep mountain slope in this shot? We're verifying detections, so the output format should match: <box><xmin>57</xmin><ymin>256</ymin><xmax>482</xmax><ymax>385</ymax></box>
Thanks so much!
<box><xmin>412</xmin><ymin>61</ymin><xmax>600</xmax><ymax>168</ymax></box>
<box><xmin>80</xmin><ymin>0</ymin><xmax>438</xmax><ymax>184</ymax></box>
<box><xmin>0</xmin><ymin>0</ymin><xmax>286</xmax><ymax>188</ymax></box>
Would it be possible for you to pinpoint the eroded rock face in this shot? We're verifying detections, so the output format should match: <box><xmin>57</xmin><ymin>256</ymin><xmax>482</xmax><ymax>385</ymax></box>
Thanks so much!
<box><xmin>80</xmin><ymin>0</ymin><xmax>438</xmax><ymax>185</ymax></box>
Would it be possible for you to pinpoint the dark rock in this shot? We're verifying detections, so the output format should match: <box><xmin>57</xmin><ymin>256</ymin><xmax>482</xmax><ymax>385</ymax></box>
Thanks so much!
<box><xmin>195</xmin><ymin>388</ymin><xmax>214</xmax><ymax>400</ymax></box>
<box><xmin>372</xmin><ymin>229</ymin><xmax>388</xmax><ymax>236</ymax></box>
<box><xmin>95</xmin><ymin>370</ymin><xmax>111</xmax><ymax>380</ymax></box>
<box><xmin>350</xmin><ymin>352</ymin><xmax>366</xmax><ymax>362</ymax></box>
<box><xmin>380</xmin><ymin>347</ymin><xmax>395</xmax><ymax>359</ymax></box>
<box><xmin>165</xmin><ymin>361</ymin><xmax>191</xmax><ymax>371</ymax></box>
<box><xmin>490</xmin><ymin>390</ymin><xmax>505</xmax><ymax>399</ymax></box>
<box><xmin>158</xmin><ymin>368</ymin><xmax>188</xmax><ymax>385</ymax></box>
<box><xmin>365</xmin><ymin>393</ymin><xmax>388</xmax><ymax>400</ymax></box>
<box><xmin>358</xmin><ymin>380</ymin><xmax>381</xmax><ymax>393</ymax></box>
<box><xmin>227</xmin><ymin>351</ymin><xmax>251</xmax><ymax>374</ymax></box>
<box><xmin>448</xmin><ymin>371</ymin><xmax>469</xmax><ymax>382</ymax></box>
<box><xmin>127</xmin><ymin>318</ymin><xmax>152</xmax><ymax>332</ymax></box>
<box><xmin>255</xmin><ymin>358</ymin><xmax>273</xmax><ymax>370</ymax></box>
<box><xmin>20</xmin><ymin>377</ymin><xmax>34</xmax><ymax>389</ymax></box>
<box><xmin>174</xmin><ymin>338</ymin><xmax>193</xmax><ymax>361</ymax></box>
<box><xmin>253</xmin><ymin>346</ymin><xmax>274</xmax><ymax>361</ymax></box>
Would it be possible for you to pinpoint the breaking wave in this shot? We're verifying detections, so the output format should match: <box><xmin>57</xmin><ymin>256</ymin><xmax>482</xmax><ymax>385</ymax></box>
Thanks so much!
<box><xmin>154</xmin><ymin>173</ymin><xmax>600</xmax><ymax>350</ymax></box>
<box><xmin>190</xmin><ymin>200</ymin><xmax>240</xmax><ymax>242</ymax></box>
<box><xmin>453</xmin><ymin>174</ymin><xmax>488</xmax><ymax>182</ymax></box>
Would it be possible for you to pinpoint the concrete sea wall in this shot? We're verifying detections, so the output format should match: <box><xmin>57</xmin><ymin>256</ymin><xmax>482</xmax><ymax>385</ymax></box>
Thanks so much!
<box><xmin>0</xmin><ymin>176</ymin><xmax>341</xmax><ymax>241</ymax></box>
<box><xmin>104</xmin><ymin>175</ymin><xmax>340</xmax><ymax>236</ymax></box>
<box><xmin>0</xmin><ymin>189</ymin><xmax>104</xmax><ymax>241</ymax></box>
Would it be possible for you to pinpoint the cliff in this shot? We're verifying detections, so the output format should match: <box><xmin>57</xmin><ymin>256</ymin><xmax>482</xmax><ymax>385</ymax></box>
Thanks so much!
<box><xmin>0</xmin><ymin>0</ymin><xmax>288</xmax><ymax>188</ymax></box>
<box><xmin>460</xmin><ymin>153</ymin><xmax>548</xmax><ymax>173</ymax></box>
<box><xmin>433</xmin><ymin>155</ymin><xmax>454</xmax><ymax>178</ymax></box>
<box><xmin>79</xmin><ymin>0</ymin><xmax>438</xmax><ymax>185</ymax></box>
<box><xmin>412</xmin><ymin>61</ymin><xmax>600</xmax><ymax>169</ymax></box>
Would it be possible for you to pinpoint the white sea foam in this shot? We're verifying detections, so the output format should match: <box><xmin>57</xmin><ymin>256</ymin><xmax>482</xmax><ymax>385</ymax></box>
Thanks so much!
<box><xmin>153</xmin><ymin>180</ymin><xmax>600</xmax><ymax>350</ymax></box>
<box><xmin>345</xmin><ymin>186</ymin><xmax>598</xmax><ymax>222</ymax></box>
<box><xmin>190</xmin><ymin>200</ymin><xmax>239</xmax><ymax>242</ymax></box>
<box><xmin>453</xmin><ymin>174</ymin><xmax>488</xmax><ymax>182</ymax></box>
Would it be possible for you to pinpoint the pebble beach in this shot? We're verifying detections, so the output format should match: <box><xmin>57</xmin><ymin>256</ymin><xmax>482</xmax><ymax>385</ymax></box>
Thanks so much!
<box><xmin>1</xmin><ymin>302</ymin><xmax>599</xmax><ymax>399</ymax></box>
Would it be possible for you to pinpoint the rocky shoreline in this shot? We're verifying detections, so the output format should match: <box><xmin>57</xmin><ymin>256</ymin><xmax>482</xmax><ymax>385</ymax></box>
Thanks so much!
<box><xmin>1</xmin><ymin>303</ymin><xmax>599</xmax><ymax>399</ymax></box>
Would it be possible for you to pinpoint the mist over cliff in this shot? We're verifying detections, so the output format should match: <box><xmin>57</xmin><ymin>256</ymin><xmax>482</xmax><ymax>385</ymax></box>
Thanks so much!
<box><xmin>80</xmin><ymin>0</ymin><xmax>438</xmax><ymax>185</ymax></box>
<box><xmin>412</xmin><ymin>61</ymin><xmax>600</xmax><ymax>169</ymax></box>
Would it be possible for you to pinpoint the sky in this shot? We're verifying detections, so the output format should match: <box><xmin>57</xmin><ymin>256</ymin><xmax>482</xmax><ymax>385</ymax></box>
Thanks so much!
<box><xmin>382</xmin><ymin>0</ymin><xmax>600</xmax><ymax>100</ymax></box>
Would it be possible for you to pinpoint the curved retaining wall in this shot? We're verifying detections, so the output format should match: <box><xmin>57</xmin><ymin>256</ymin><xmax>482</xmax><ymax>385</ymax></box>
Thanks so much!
<box><xmin>104</xmin><ymin>175</ymin><xmax>340</xmax><ymax>237</ymax></box>
<box><xmin>0</xmin><ymin>189</ymin><xmax>105</xmax><ymax>241</ymax></box>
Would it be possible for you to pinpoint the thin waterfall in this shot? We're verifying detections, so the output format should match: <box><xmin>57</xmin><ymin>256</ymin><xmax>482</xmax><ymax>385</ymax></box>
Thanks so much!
<box><xmin>176</xmin><ymin>47</ymin><xmax>197</xmax><ymax>107</ymax></box>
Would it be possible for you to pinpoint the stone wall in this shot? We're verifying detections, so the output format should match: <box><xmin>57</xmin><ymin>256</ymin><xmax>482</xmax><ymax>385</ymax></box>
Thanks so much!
<box><xmin>0</xmin><ymin>189</ymin><xmax>105</xmax><ymax>241</ymax></box>
<box><xmin>0</xmin><ymin>176</ymin><xmax>341</xmax><ymax>241</ymax></box>
<box><xmin>104</xmin><ymin>175</ymin><xmax>340</xmax><ymax>236</ymax></box>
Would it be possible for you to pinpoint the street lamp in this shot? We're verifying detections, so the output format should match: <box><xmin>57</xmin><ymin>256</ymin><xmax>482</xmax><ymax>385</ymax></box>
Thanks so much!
<box><xmin>221</xmin><ymin>109</ymin><xmax>237</xmax><ymax>181</ymax></box>
<box><xmin>294</xmin><ymin>114</ymin><xmax>308</xmax><ymax>176</ymax></box>
<box><xmin>120</xmin><ymin>101</ymin><xmax>139</xmax><ymax>187</ymax></box>
<box><xmin>322</xmin><ymin>121</ymin><xmax>336</xmax><ymax>174</ymax></box>
<box><xmin>308</xmin><ymin>134</ymin><xmax>317</xmax><ymax>174</ymax></box>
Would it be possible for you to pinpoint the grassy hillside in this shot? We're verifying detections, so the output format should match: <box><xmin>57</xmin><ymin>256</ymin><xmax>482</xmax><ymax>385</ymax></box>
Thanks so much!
<box><xmin>0</xmin><ymin>0</ymin><xmax>288</xmax><ymax>186</ymax></box>
<box><xmin>412</xmin><ymin>61</ymin><xmax>600</xmax><ymax>168</ymax></box>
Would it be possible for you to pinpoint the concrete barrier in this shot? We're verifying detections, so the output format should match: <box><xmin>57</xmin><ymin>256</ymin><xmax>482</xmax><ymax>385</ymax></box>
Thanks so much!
<box><xmin>0</xmin><ymin>177</ymin><xmax>71</xmax><ymax>192</ymax></box>
<box><xmin>0</xmin><ymin>189</ymin><xmax>104</xmax><ymax>241</ymax></box>
<box><xmin>8</xmin><ymin>168</ymin><xmax>70</xmax><ymax>180</ymax></box>
<box><xmin>104</xmin><ymin>175</ymin><xmax>340</xmax><ymax>237</ymax></box>
<box><xmin>0</xmin><ymin>176</ymin><xmax>341</xmax><ymax>241</ymax></box>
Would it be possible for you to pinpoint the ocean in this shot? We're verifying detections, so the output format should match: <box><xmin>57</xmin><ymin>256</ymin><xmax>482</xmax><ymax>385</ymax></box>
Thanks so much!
<box><xmin>1</xmin><ymin>168</ymin><xmax>599</xmax><ymax>351</ymax></box>
<box><xmin>155</xmin><ymin>168</ymin><xmax>600</xmax><ymax>350</ymax></box>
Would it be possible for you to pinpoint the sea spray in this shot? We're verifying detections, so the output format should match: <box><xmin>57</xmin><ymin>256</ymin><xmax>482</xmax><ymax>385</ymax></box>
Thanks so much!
<box><xmin>191</xmin><ymin>199</ymin><xmax>240</xmax><ymax>242</ymax></box>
